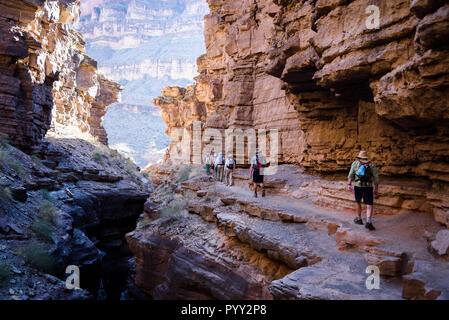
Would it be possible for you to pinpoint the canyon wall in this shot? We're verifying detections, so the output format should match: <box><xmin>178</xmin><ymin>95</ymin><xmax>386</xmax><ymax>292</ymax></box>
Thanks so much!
<box><xmin>154</xmin><ymin>0</ymin><xmax>449</xmax><ymax>225</ymax></box>
<box><xmin>0</xmin><ymin>0</ymin><xmax>121</xmax><ymax>150</ymax></box>
<box><xmin>76</xmin><ymin>0</ymin><xmax>209</xmax><ymax>167</ymax></box>
<box><xmin>0</xmin><ymin>0</ymin><xmax>154</xmax><ymax>300</ymax></box>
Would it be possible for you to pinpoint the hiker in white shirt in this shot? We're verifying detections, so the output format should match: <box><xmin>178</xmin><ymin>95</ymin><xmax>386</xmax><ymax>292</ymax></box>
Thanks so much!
<box><xmin>214</xmin><ymin>153</ymin><xmax>225</xmax><ymax>182</ymax></box>
<box><xmin>224</xmin><ymin>154</ymin><xmax>235</xmax><ymax>186</ymax></box>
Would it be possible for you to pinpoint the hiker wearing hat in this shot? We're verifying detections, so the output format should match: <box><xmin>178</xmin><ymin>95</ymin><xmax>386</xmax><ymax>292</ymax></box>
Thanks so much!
<box><xmin>224</xmin><ymin>153</ymin><xmax>235</xmax><ymax>186</ymax></box>
<box><xmin>347</xmin><ymin>150</ymin><xmax>379</xmax><ymax>231</ymax></box>
<box><xmin>249</xmin><ymin>149</ymin><xmax>267</xmax><ymax>198</ymax></box>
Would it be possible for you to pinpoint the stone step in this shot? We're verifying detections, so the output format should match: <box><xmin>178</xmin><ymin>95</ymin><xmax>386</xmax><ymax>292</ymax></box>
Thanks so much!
<box><xmin>184</xmin><ymin>194</ymin><xmax>408</xmax><ymax>296</ymax></box>
<box><xmin>207</xmin><ymin>203</ymin><xmax>404</xmax><ymax>299</ymax></box>
<box><xmin>215</xmin><ymin>211</ymin><xmax>320</xmax><ymax>269</ymax></box>
<box><xmin>182</xmin><ymin>178</ymin><xmax>401</xmax><ymax>255</ymax></box>
<box><xmin>178</xmin><ymin>173</ymin><xmax>449</xmax><ymax>299</ymax></box>
<box><xmin>269</xmin><ymin>261</ymin><xmax>404</xmax><ymax>300</ymax></box>
<box><xmin>402</xmin><ymin>260</ymin><xmax>449</xmax><ymax>300</ymax></box>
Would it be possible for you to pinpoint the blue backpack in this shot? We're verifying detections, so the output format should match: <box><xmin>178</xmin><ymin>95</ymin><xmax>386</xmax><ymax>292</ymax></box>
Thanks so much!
<box><xmin>356</xmin><ymin>161</ymin><xmax>373</xmax><ymax>183</ymax></box>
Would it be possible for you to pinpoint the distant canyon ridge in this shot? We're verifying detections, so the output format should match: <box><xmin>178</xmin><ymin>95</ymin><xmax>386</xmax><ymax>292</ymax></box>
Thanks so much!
<box><xmin>76</xmin><ymin>0</ymin><xmax>209</xmax><ymax>167</ymax></box>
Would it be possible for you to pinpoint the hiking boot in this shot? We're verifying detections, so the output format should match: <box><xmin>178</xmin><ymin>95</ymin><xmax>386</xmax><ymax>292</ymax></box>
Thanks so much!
<box><xmin>262</xmin><ymin>187</ymin><xmax>266</xmax><ymax>197</ymax></box>
<box><xmin>354</xmin><ymin>217</ymin><xmax>363</xmax><ymax>225</ymax></box>
<box><xmin>365</xmin><ymin>222</ymin><xmax>376</xmax><ymax>231</ymax></box>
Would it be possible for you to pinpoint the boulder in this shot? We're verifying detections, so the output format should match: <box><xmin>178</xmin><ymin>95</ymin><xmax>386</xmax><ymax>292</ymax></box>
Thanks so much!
<box><xmin>430</xmin><ymin>230</ymin><xmax>449</xmax><ymax>256</ymax></box>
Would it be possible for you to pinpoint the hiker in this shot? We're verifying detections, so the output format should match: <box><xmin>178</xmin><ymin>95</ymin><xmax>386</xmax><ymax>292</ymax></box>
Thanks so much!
<box><xmin>204</xmin><ymin>150</ymin><xmax>214</xmax><ymax>175</ymax></box>
<box><xmin>214</xmin><ymin>152</ymin><xmax>225</xmax><ymax>182</ymax></box>
<box><xmin>249</xmin><ymin>149</ymin><xmax>266</xmax><ymax>197</ymax></box>
<box><xmin>224</xmin><ymin>153</ymin><xmax>235</xmax><ymax>186</ymax></box>
<box><xmin>347</xmin><ymin>150</ymin><xmax>379</xmax><ymax>231</ymax></box>
<box><xmin>210</xmin><ymin>150</ymin><xmax>215</xmax><ymax>176</ymax></box>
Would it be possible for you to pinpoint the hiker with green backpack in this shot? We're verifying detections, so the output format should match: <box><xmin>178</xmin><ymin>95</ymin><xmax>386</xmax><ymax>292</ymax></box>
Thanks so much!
<box><xmin>347</xmin><ymin>150</ymin><xmax>379</xmax><ymax>231</ymax></box>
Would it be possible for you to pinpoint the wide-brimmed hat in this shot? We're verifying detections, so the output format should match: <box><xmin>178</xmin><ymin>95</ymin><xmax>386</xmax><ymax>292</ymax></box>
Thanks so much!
<box><xmin>356</xmin><ymin>150</ymin><xmax>369</xmax><ymax>160</ymax></box>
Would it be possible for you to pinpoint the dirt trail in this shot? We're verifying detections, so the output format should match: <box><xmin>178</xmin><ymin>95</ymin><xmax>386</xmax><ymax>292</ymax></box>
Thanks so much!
<box><xmin>216</xmin><ymin>182</ymin><xmax>441</xmax><ymax>260</ymax></box>
<box><xmin>194</xmin><ymin>168</ymin><xmax>449</xmax><ymax>299</ymax></box>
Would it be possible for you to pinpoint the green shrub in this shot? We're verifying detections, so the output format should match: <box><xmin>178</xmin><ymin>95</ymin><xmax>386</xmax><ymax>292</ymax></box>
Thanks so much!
<box><xmin>157</xmin><ymin>199</ymin><xmax>187</xmax><ymax>225</ymax></box>
<box><xmin>39</xmin><ymin>202</ymin><xmax>57</xmax><ymax>224</ymax></box>
<box><xmin>93</xmin><ymin>152</ymin><xmax>104</xmax><ymax>164</ymax></box>
<box><xmin>40</xmin><ymin>189</ymin><xmax>52</xmax><ymax>202</ymax></box>
<box><xmin>160</xmin><ymin>199</ymin><xmax>187</xmax><ymax>217</ymax></box>
<box><xmin>125</xmin><ymin>159</ymin><xmax>138</xmax><ymax>173</ymax></box>
<box><xmin>31</xmin><ymin>155</ymin><xmax>43</xmax><ymax>167</ymax></box>
<box><xmin>8</xmin><ymin>161</ymin><xmax>25</xmax><ymax>179</ymax></box>
<box><xmin>174</xmin><ymin>165</ymin><xmax>192</xmax><ymax>183</ymax></box>
<box><xmin>0</xmin><ymin>186</ymin><xmax>12</xmax><ymax>202</ymax></box>
<box><xmin>154</xmin><ymin>185</ymin><xmax>174</xmax><ymax>203</ymax></box>
<box><xmin>0</xmin><ymin>262</ymin><xmax>11</xmax><ymax>285</ymax></box>
<box><xmin>31</xmin><ymin>219</ymin><xmax>54</xmax><ymax>242</ymax></box>
<box><xmin>189</xmin><ymin>167</ymin><xmax>203</xmax><ymax>179</ymax></box>
<box><xmin>0</xmin><ymin>133</ymin><xmax>9</xmax><ymax>147</ymax></box>
<box><xmin>0</xmin><ymin>148</ymin><xmax>27</xmax><ymax>179</ymax></box>
<box><xmin>0</xmin><ymin>147</ymin><xmax>9</xmax><ymax>167</ymax></box>
<box><xmin>18</xmin><ymin>242</ymin><xmax>55</xmax><ymax>273</ymax></box>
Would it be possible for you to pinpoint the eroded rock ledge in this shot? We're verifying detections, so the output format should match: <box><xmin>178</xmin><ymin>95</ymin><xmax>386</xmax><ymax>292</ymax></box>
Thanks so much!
<box><xmin>141</xmin><ymin>0</ymin><xmax>449</xmax><ymax>301</ymax></box>
<box><xmin>153</xmin><ymin>0</ymin><xmax>449</xmax><ymax>227</ymax></box>
<box><xmin>0</xmin><ymin>132</ymin><xmax>151</xmax><ymax>299</ymax></box>
<box><xmin>0</xmin><ymin>0</ymin><xmax>122</xmax><ymax>150</ymax></box>
<box><xmin>0</xmin><ymin>0</ymin><xmax>146</xmax><ymax>300</ymax></box>
<box><xmin>131</xmin><ymin>164</ymin><xmax>449</xmax><ymax>300</ymax></box>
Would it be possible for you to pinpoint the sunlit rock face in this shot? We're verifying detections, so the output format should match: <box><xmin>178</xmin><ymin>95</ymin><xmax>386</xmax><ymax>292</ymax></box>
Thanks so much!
<box><xmin>0</xmin><ymin>0</ymin><xmax>120</xmax><ymax>150</ymax></box>
<box><xmin>154</xmin><ymin>0</ymin><xmax>449</xmax><ymax>227</ymax></box>
<box><xmin>76</xmin><ymin>0</ymin><xmax>209</xmax><ymax>167</ymax></box>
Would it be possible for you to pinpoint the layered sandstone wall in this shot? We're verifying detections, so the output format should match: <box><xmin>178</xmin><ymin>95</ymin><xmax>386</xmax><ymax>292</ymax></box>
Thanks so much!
<box><xmin>0</xmin><ymin>0</ymin><xmax>121</xmax><ymax>150</ymax></box>
<box><xmin>76</xmin><ymin>0</ymin><xmax>209</xmax><ymax>167</ymax></box>
<box><xmin>154</xmin><ymin>0</ymin><xmax>449</xmax><ymax>225</ymax></box>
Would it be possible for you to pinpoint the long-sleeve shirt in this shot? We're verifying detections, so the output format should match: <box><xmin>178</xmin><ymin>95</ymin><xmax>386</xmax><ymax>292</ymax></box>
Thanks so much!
<box><xmin>214</xmin><ymin>155</ymin><xmax>224</xmax><ymax>166</ymax></box>
<box><xmin>225</xmin><ymin>158</ymin><xmax>235</xmax><ymax>169</ymax></box>
<box><xmin>204</xmin><ymin>155</ymin><xmax>214</xmax><ymax>165</ymax></box>
<box><xmin>348</xmin><ymin>160</ymin><xmax>379</xmax><ymax>188</ymax></box>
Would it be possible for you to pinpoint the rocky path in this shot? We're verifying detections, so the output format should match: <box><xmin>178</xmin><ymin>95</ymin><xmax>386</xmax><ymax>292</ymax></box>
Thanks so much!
<box><xmin>179</xmin><ymin>169</ymin><xmax>449</xmax><ymax>300</ymax></box>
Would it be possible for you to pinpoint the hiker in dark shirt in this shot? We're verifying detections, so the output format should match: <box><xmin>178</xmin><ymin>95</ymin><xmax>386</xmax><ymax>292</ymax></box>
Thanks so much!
<box><xmin>249</xmin><ymin>149</ymin><xmax>266</xmax><ymax>198</ymax></box>
<box><xmin>347</xmin><ymin>150</ymin><xmax>379</xmax><ymax>231</ymax></box>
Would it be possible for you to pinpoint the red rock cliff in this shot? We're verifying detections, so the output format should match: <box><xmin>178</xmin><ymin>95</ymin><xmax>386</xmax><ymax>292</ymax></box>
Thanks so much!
<box><xmin>0</xmin><ymin>0</ymin><xmax>122</xmax><ymax>150</ymax></box>
<box><xmin>153</xmin><ymin>0</ymin><xmax>449</xmax><ymax>226</ymax></box>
